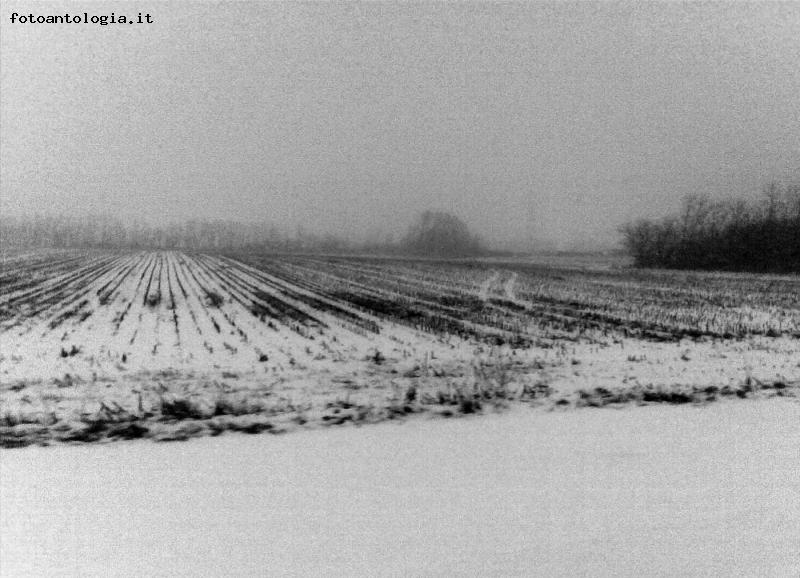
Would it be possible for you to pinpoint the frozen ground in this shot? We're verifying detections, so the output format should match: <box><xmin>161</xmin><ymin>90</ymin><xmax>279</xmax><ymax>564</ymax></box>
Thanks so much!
<box><xmin>2</xmin><ymin>250</ymin><xmax>798</xmax><ymax>446</ymax></box>
<box><xmin>2</xmin><ymin>398</ymin><xmax>798</xmax><ymax>577</ymax></box>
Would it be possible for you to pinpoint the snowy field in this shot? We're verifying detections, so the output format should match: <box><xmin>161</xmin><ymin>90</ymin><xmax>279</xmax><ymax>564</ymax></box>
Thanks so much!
<box><xmin>2</xmin><ymin>250</ymin><xmax>799</xmax><ymax>576</ymax></box>
<box><xmin>1</xmin><ymin>250</ymin><xmax>798</xmax><ymax>445</ymax></box>
<box><xmin>2</xmin><ymin>399</ymin><xmax>798</xmax><ymax>577</ymax></box>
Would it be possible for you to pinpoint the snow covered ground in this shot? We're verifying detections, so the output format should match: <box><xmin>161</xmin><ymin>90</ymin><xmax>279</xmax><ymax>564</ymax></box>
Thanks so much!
<box><xmin>2</xmin><ymin>250</ymin><xmax>798</xmax><ymax>446</ymax></box>
<box><xmin>2</xmin><ymin>398</ymin><xmax>798</xmax><ymax>577</ymax></box>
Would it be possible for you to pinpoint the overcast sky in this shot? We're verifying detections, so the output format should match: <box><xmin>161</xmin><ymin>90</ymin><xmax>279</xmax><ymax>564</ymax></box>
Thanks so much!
<box><xmin>1</xmin><ymin>1</ymin><xmax>798</xmax><ymax>249</ymax></box>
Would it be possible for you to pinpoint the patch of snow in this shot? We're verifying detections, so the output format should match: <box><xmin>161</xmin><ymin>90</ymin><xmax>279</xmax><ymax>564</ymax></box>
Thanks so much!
<box><xmin>2</xmin><ymin>400</ymin><xmax>798</xmax><ymax>576</ymax></box>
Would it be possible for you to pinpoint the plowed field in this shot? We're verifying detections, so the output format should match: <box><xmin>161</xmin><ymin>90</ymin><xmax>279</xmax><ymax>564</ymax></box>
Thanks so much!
<box><xmin>2</xmin><ymin>250</ymin><xmax>798</xmax><ymax>446</ymax></box>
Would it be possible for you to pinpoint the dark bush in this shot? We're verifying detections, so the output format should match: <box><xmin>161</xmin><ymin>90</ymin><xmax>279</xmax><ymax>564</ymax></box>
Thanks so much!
<box><xmin>621</xmin><ymin>183</ymin><xmax>800</xmax><ymax>272</ymax></box>
<box><xmin>401</xmin><ymin>211</ymin><xmax>485</xmax><ymax>257</ymax></box>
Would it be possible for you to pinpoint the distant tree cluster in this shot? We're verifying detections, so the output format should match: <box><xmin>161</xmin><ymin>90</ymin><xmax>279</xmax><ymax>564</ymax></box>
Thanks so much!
<box><xmin>621</xmin><ymin>182</ymin><xmax>800</xmax><ymax>272</ymax></box>
<box><xmin>401</xmin><ymin>211</ymin><xmax>485</xmax><ymax>257</ymax></box>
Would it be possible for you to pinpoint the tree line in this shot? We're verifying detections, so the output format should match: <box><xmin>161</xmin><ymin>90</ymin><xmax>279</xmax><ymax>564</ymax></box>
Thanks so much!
<box><xmin>0</xmin><ymin>215</ymin><xmax>357</xmax><ymax>253</ymax></box>
<box><xmin>0</xmin><ymin>211</ymin><xmax>487</xmax><ymax>257</ymax></box>
<box><xmin>620</xmin><ymin>182</ymin><xmax>800</xmax><ymax>272</ymax></box>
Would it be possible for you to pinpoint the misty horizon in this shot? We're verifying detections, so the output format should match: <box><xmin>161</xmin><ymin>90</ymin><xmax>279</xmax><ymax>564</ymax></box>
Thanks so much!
<box><xmin>2</xmin><ymin>2</ymin><xmax>799</xmax><ymax>251</ymax></box>
<box><xmin>0</xmin><ymin>209</ymin><xmax>613</xmax><ymax>253</ymax></box>
<box><xmin>2</xmin><ymin>4</ymin><xmax>800</xmax><ymax>574</ymax></box>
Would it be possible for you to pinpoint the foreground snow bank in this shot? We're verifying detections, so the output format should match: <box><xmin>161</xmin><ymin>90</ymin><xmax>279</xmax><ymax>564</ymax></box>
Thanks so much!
<box><xmin>2</xmin><ymin>400</ymin><xmax>799</xmax><ymax>577</ymax></box>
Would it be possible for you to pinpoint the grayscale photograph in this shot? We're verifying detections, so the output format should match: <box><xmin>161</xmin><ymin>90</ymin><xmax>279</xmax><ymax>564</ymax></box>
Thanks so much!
<box><xmin>1</xmin><ymin>1</ymin><xmax>799</xmax><ymax>576</ymax></box>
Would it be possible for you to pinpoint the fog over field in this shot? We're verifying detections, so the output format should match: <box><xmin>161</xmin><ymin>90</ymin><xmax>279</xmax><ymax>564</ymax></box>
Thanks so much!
<box><xmin>2</xmin><ymin>4</ymin><xmax>800</xmax><ymax>577</ymax></box>
<box><xmin>2</xmin><ymin>2</ymin><xmax>799</xmax><ymax>250</ymax></box>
